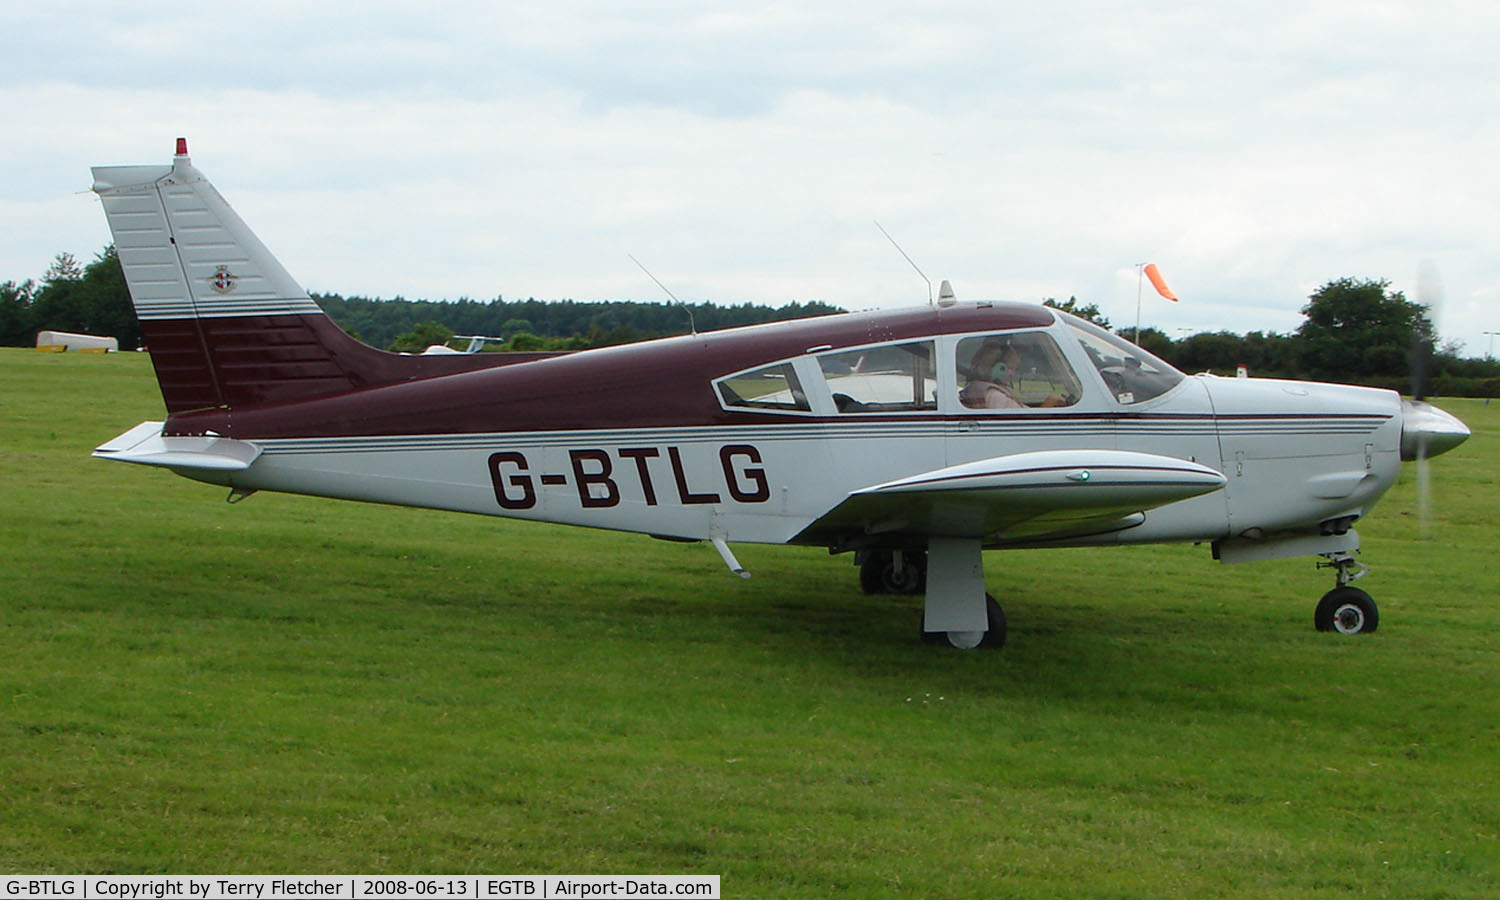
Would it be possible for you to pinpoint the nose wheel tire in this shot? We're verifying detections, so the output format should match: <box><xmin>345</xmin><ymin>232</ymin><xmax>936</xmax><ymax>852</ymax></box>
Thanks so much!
<box><xmin>1314</xmin><ymin>586</ymin><xmax>1379</xmax><ymax>635</ymax></box>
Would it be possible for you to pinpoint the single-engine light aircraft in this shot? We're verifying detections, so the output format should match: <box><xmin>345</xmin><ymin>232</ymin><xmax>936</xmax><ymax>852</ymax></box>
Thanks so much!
<box><xmin>91</xmin><ymin>140</ymin><xmax>1471</xmax><ymax>649</ymax></box>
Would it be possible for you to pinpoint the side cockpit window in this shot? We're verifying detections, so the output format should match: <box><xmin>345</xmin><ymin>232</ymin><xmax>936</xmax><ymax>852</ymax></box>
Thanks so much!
<box><xmin>716</xmin><ymin>361</ymin><xmax>810</xmax><ymax>412</ymax></box>
<box><xmin>956</xmin><ymin>331</ymin><xmax>1082</xmax><ymax>410</ymax></box>
<box><xmin>818</xmin><ymin>341</ymin><xmax>937</xmax><ymax>413</ymax></box>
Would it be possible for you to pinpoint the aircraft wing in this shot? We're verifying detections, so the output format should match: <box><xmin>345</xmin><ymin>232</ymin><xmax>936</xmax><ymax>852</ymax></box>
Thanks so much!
<box><xmin>799</xmin><ymin>449</ymin><xmax>1227</xmax><ymax>545</ymax></box>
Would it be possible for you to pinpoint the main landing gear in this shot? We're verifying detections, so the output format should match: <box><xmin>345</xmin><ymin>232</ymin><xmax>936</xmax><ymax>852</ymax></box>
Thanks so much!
<box><xmin>856</xmin><ymin>540</ymin><xmax>1006</xmax><ymax>650</ymax></box>
<box><xmin>922</xmin><ymin>593</ymin><xmax>1007</xmax><ymax>649</ymax></box>
<box><xmin>857</xmin><ymin>549</ymin><xmax>926</xmax><ymax>596</ymax></box>
<box><xmin>1314</xmin><ymin>551</ymin><xmax>1378</xmax><ymax>634</ymax></box>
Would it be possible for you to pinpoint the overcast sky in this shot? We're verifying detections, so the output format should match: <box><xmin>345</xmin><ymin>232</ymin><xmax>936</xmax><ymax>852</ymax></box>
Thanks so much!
<box><xmin>4</xmin><ymin>1</ymin><xmax>1497</xmax><ymax>354</ymax></box>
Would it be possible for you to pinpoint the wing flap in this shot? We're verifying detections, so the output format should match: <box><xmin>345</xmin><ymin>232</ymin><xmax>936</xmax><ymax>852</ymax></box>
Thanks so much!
<box><xmin>93</xmin><ymin>421</ymin><xmax>261</xmax><ymax>472</ymax></box>
<box><xmin>802</xmin><ymin>449</ymin><xmax>1226</xmax><ymax>544</ymax></box>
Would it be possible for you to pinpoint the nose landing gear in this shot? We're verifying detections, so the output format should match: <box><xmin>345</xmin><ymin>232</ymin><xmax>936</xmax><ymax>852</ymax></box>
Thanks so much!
<box><xmin>1314</xmin><ymin>552</ymin><xmax>1378</xmax><ymax>634</ymax></box>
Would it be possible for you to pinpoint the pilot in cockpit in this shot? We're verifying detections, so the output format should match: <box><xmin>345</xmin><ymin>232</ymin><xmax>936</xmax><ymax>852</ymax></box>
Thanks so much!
<box><xmin>960</xmin><ymin>338</ymin><xmax>1069</xmax><ymax>409</ymax></box>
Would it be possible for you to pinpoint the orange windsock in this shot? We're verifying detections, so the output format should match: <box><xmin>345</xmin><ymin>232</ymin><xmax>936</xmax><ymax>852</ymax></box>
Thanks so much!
<box><xmin>1143</xmin><ymin>263</ymin><xmax>1179</xmax><ymax>302</ymax></box>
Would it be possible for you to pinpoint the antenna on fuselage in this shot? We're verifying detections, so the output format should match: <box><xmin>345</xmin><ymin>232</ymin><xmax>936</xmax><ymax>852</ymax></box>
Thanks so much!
<box><xmin>874</xmin><ymin>220</ymin><xmax>934</xmax><ymax>306</ymax></box>
<box><xmin>629</xmin><ymin>253</ymin><xmax>696</xmax><ymax>336</ymax></box>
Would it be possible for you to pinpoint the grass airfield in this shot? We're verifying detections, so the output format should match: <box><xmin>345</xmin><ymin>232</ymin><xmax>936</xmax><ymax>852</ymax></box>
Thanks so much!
<box><xmin>1</xmin><ymin>348</ymin><xmax>1496</xmax><ymax>897</ymax></box>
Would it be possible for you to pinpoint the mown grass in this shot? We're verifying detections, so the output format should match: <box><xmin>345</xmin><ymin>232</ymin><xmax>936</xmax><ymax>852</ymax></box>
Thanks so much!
<box><xmin>1</xmin><ymin>348</ymin><xmax>1496</xmax><ymax>897</ymax></box>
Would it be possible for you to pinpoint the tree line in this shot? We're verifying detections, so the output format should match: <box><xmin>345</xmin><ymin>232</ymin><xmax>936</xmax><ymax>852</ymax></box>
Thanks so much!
<box><xmin>2</xmin><ymin>248</ymin><xmax>141</xmax><ymax>350</ymax></box>
<box><xmin>0</xmin><ymin>246</ymin><xmax>843</xmax><ymax>355</ymax></box>
<box><xmin>6</xmin><ymin>246</ymin><xmax>1498</xmax><ymax>395</ymax></box>
<box><xmin>315</xmin><ymin>293</ymin><xmax>846</xmax><ymax>352</ymax></box>
<box><xmin>1046</xmin><ymin>284</ymin><xmax>1500</xmax><ymax>397</ymax></box>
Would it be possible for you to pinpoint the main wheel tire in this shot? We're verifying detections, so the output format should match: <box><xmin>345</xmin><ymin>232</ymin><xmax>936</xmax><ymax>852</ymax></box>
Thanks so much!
<box><xmin>1314</xmin><ymin>586</ymin><xmax>1379</xmax><ymax>634</ymax></box>
<box><xmin>923</xmin><ymin>594</ymin><xmax>1007</xmax><ymax>650</ymax></box>
<box><xmin>860</xmin><ymin>550</ymin><xmax>927</xmax><ymax>595</ymax></box>
<box><xmin>980</xmin><ymin>594</ymin><xmax>1007</xmax><ymax>649</ymax></box>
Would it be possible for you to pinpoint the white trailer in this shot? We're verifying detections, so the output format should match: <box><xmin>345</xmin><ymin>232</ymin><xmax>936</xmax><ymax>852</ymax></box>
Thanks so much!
<box><xmin>35</xmin><ymin>331</ymin><xmax>119</xmax><ymax>353</ymax></box>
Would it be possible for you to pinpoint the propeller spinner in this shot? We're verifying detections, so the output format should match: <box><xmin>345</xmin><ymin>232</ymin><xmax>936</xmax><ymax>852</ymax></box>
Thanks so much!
<box><xmin>1399</xmin><ymin>399</ymin><xmax>1470</xmax><ymax>461</ymax></box>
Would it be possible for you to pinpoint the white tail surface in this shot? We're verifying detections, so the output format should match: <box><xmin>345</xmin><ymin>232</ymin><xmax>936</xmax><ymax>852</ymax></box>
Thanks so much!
<box><xmin>91</xmin><ymin>142</ymin><xmax>322</xmax><ymax>321</ymax></box>
<box><xmin>91</xmin><ymin>140</ymin><xmax>529</xmax><ymax>416</ymax></box>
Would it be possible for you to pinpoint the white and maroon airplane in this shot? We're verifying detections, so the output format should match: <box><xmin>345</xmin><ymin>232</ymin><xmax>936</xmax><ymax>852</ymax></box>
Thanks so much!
<box><xmin>90</xmin><ymin>140</ymin><xmax>1470</xmax><ymax>649</ymax></box>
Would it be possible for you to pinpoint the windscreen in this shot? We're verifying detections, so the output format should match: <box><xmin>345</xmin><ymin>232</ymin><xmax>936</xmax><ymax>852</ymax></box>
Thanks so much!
<box><xmin>1058</xmin><ymin>314</ymin><xmax>1185</xmax><ymax>405</ymax></box>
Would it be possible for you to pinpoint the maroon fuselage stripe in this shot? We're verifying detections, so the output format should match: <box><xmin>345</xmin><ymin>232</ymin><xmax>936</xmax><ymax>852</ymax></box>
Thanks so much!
<box><xmin>143</xmin><ymin>314</ymin><xmax>565</xmax><ymax>415</ymax></box>
<box><xmin>160</xmin><ymin>305</ymin><xmax>1057</xmax><ymax>438</ymax></box>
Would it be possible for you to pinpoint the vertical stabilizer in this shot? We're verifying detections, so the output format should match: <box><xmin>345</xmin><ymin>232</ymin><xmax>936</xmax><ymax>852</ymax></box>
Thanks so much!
<box><xmin>91</xmin><ymin>141</ymin><xmax>322</xmax><ymax>321</ymax></box>
<box><xmin>92</xmin><ymin>140</ymin><xmax>332</xmax><ymax>413</ymax></box>
<box><xmin>92</xmin><ymin>140</ymin><xmax>549</xmax><ymax>423</ymax></box>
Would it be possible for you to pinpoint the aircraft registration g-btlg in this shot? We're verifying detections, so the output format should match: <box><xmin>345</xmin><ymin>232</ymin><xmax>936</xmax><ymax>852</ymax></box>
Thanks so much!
<box><xmin>91</xmin><ymin>140</ymin><xmax>1470</xmax><ymax>649</ymax></box>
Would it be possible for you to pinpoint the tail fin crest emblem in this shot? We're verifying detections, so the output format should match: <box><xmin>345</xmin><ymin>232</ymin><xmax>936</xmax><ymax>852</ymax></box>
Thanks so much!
<box><xmin>210</xmin><ymin>266</ymin><xmax>237</xmax><ymax>294</ymax></box>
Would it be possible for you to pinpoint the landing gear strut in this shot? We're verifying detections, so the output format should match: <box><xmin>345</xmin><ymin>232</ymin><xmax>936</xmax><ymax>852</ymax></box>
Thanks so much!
<box><xmin>923</xmin><ymin>593</ymin><xmax>1007</xmax><ymax>649</ymax></box>
<box><xmin>852</xmin><ymin>540</ymin><xmax>1005</xmax><ymax>649</ymax></box>
<box><xmin>920</xmin><ymin>537</ymin><xmax>1005</xmax><ymax>650</ymax></box>
<box><xmin>1314</xmin><ymin>552</ymin><xmax>1378</xmax><ymax>634</ymax></box>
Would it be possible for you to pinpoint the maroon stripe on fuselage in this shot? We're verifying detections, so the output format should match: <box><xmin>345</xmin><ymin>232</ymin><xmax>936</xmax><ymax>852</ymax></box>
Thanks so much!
<box><xmin>162</xmin><ymin>304</ymin><xmax>1056</xmax><ymax>438</ymax></box>
<box><xmin>144</xmin><ymin>313</ymin><xmax>568</xmax><ymax>416</ymax></box>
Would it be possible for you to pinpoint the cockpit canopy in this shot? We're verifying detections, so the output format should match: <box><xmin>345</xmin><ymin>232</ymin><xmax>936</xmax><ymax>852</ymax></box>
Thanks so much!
<box><xmin>715</xmin><ymin>306</ymin><xmax>1186</xmax><ymax>416</ymax></box>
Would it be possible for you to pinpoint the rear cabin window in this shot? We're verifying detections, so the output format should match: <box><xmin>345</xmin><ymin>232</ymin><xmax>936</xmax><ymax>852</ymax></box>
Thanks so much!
<box><xmin>956</xmin><ymin>331</ymin><xmax>1082</xmax><ymax>410</ymax></box>
<box><xmin>716</xmin><ymin>361</ymin><xmax>810</xmax><ymax>412</ymax></box>
<box><xmin>818</xmin><ymin>341</ymin><xmax>937</xmax><ymax>413</ymax></box>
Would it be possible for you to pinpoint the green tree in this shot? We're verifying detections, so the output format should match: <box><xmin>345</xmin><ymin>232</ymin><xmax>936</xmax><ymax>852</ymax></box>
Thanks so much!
<box><xmin>74</xmin><ymin>247</ymin><xmax>138</xmax><ymax>349</ymax></box>
<box><xmin>0</xmin><ymin>280</ymin><xmax>36</xmax><ymax>346</ymax></box>
<box><xmin>1130</xmin><ymin>326</ymin><xmax>1173</xmax><ymax>360</ymax></box>
<box><xmin>1169</xmin><ymin>331</ymin><xmax>1249</xmax><ymax>375</ymax></box>
<box><xmin>506</xmin><ymin>331</ymin><xmax>548</xmax><ymax>352</ymax></box>
<box><xmin>27</xmin><ymin>254</ymin><xmax>84</xmax><ymax>337</ymax></box>
<box><xmin>43</xmin><ymin>252</ymin><xmax>82</xmax><ymax>282</ymax></box>
<box><xmin>1296</xmin><ymin>277</ymin><xmax>1432</xmax><ymax>382</ymax></box>
<box><xmin>1043</xmin><ymin>296</ymin><xmax>1111</xmax><ymax>328</ymax></box>
<box><xmin>26</xmin><ymin>246</ymin><xmax>137</xmax><ymax>348</ymax></box>
<box><xmin>500</xmin><ymin>318</ymin><xmax>533</xmax><ymax>338</ymax></box>
<box><xmin>1240</xmin><ymin>330</ymin><xmax>1302</xmax><ymax>377</ymax></box>
<box><xmin>388</xmin><ymin>321</ymin><xmax>455</xmax><ymax>353</ymax></box>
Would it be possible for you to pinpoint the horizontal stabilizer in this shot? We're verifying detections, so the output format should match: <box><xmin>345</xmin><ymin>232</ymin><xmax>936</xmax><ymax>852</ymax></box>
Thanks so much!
<box><xmin>93</xmin><ymin>421</ymin><xmax>261</xmax><ymax>471</ymax></box>
<box><xmin>801</xmin><ymin>449</ymin><xmax>1226</xmax><ymax>544</ymax></box>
